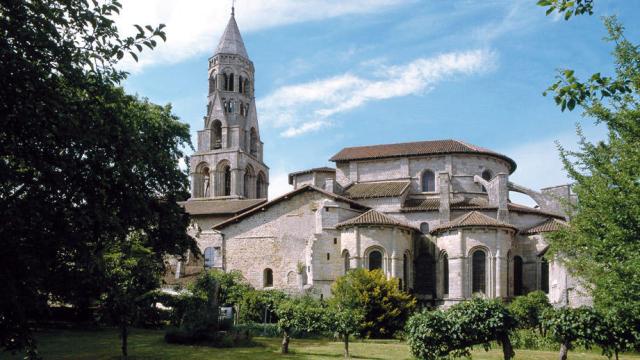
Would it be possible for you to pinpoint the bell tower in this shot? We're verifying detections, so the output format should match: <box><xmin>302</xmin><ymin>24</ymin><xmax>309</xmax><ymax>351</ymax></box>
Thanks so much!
<box><xmin>190</xmin><ymin>7</ymin><xmax>269</xmax><ymax>200</ymax></box>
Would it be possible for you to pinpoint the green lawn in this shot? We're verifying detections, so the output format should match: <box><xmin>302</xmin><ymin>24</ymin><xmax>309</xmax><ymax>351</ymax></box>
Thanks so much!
<box><xmin>6</xmin><ymin>328</ymin><xmax>640</xmax><ymax>360</ymax></box>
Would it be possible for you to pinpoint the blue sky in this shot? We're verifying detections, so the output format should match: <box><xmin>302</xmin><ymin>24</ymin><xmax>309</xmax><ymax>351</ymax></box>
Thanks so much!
<box><xmin>119</xmin><ymin>0</ymin><xmax>640</xmax><ymax>202</ymax></box>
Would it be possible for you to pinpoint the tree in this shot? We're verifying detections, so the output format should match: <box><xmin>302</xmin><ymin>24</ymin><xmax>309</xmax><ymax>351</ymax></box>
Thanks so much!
<box><xmin>540</xmin><ymin>16</ymin><xmax>640</xmax><ymax>319</ymax></box>
<box><xmin>328</xmin><ymin>281</ymin><xmax>365</xmax><ymax>358</ymax></box>
<box><xmin>275</xmin><ymin>296</ymin><xmax>326</xmax><ymax>354</ymax></box>
<box><xmin>537</xmin><ymin>0</ymin><xmax>594</xmax><ymax>20</ymax></box>
<box><xmin>0</xmin><ymin>0</ymin><xmax>198</xmax><ymax>353</ymax></box>
<box><xmin>542</xmin><ymin>306</ymin><xmax>603</xmax><ymax>360</ymax></box>
<box><xmin>98</xmin><ymin>231</ymin><xmax>163</xmax><ymax>359</ymax></box>
<box><xmin>238</xmin><ymin>289</ymin><xmax>288</xmax><ymax>324</ymax></box>
<box><xmin>509</xmin><ymin>291</ymin><xmax>552</xmax><ymax>335</ymax></box>
<box><xmin>331</xmin><ymin>269</ymin><xmax>416</xmax><ymax>338</ymax></box>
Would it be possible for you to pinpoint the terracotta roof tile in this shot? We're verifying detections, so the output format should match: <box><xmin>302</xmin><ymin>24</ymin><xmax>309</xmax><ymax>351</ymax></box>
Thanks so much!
<box><xmin>402</xmin><ymin>197</ymin><xmax>491</xmax><ymax>211</ymax></box>
<box><xmin>521</xmin><ymin>218</ymin><xmax>568</xmax><ymax>235</ymax></box>
<box><xmin>180</xmin><ymin>198</ymin><xmax>266</xmax><ymax>216</ymax></box>
<box><xmin>344</xmin><ymin>181</ymin><xmax>410</xmax><ymax>199</ymax></box>
<box><xmin>430</xmin><ymin>211</ymin><xmax>518</xmax><ymax>233</ymax></box>
<box><xmin>336</xmin><ymin>209</ymin><xmax>419</xmax><ymax>231</ymax></box>
<box><xmin>330</xmin><ymin>139</ymin><xmax>516</xmax><ymax>173</ymax></box>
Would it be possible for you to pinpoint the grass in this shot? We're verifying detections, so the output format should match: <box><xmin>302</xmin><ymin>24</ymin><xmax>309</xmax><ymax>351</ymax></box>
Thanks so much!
<box><xmin>5</xmin><ymin>328</ymin><xmax>640</xmax><ymax>360</ymax></box>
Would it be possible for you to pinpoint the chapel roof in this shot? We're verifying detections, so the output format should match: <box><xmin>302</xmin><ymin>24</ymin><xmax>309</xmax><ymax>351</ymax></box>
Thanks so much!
<box><xmin>288</xmin><ymin>167</ymin><xmax>336</xmax><ymax>184</ymax></box>
<box><xmin>214</xmin><ymin>9</ymin><xmax>249</xmax><ymax>59</ymax></box>
<box><xmin>430</xmin><ymin>211</ymin><xmax>518</xmax><ymax>234</ymax></box>
<box><xmin>343</xmin><ymin>181</ymin><xmax>411</xmax><ymax>199</ymax></box>
<box><xmin>180</xmin><ymin>198</ymin><xmax>266</xmax><ymax>216</ymax></box>
<box><xmin>212</xmin><ymin>185</ymin><xmax>368</xmax><ymax>230</ymax></box>
<box><xmin>335</xmin><ymin>209</ymin><xmax>419</xmax><ymax>231</ymax></box>
<box><xmin>329</xmin><ymin>139</ymin><xmax>517</xmax><ymax>173</ymax></box>
<box><xmin>521</xmin><ymin>218</ymin><xmax>568</xmax><ymax>235</ymax></box>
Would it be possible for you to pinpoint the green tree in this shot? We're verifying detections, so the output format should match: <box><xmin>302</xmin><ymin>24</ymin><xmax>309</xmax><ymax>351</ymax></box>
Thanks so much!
<box><xmin>206</xmin><ymin>269</ymin><xmax>252</xmax><ymax>307</ymax></box>
<box><xmin>509</xmin><ymin>290</ymin><xmax>552</xmax><ymax>335</ymax></box>
<box><xmin>327</xmin><ymin>284</ymin><xmax>365</xmax><ymax>358</ymax></box>
<box><xmin>542</xmin><ymin>306</ymin><xmax>604</xmax><ymax>360</ymax></box>
<box><xmin>275</xmin><ymin>296</ymin><xmax>326</xmax><ymax>354</ymax></box>
<box><xmin>541</xmin><ymin>16</ymin><xmax>640</xmax><ymax>319</ymax></box>
<box><xmin>238</xmin><ymin>289</ymin><xmax>288</xmax><ymax>324</ymax></box>
<box><xmin>331</xmin><ymin>269</ymin><xmax>416</xmax><ymax>338</ymax></box>
<box><xmin>98</xmin><ymin>231</ymin><xmax>163</xmax><ymax>359</ymax></box>
<box><xmin>0</xmin><ymin>0</ymin><xmax>197</xmax><ymax>353</ymax></box>
<box><xmin>537</xmin><ymin>0</ymin><xmax>594</xmax><ymax>20</ymax></box>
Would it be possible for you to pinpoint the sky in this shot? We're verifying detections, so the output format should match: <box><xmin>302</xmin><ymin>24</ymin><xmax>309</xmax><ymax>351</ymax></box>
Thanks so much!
<box><xmin>120</xmin><ymin>0</ymin><xmax>640</xmax><ymax>204</ymax></box>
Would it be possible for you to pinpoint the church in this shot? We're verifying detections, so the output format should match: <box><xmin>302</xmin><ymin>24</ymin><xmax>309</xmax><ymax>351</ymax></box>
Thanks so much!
<box><xmin>170</xmin><ymin>9</ymin><xmax>590</xmax><ymax>307</ymax></box>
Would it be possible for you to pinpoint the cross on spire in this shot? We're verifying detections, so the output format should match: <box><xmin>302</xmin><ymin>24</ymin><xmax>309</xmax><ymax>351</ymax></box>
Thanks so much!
<box><xmin>232</xmin><ymin>0</ymin><xmax>235</xmax><ymax>16</ymax></box>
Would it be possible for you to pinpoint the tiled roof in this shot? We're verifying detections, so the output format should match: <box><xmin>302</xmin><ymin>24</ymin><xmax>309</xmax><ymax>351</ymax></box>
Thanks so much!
<box><xmin>403</xmin><ymin>197</ymin><xmax>490</xmax><ymax>211</ymax></box>
<box><xmin>506</xmin><ymin>203</ymin><xmax>564</xmax><ymax>218</ymax></box>
<box><xmin>288</xmin><ymin>167</ymin><xmax>336</xmax><ymax>184</ymax></box>
<box><xmin>215</xmin><ymin>13</ymin><xmax>249</xmax><ymax>59</ymax></box>
<box><xmin>330</xmin><ymin>139</ymin><xmax>516</xmax><ymax>173</ymax></box>
<box><xmin>180</xmin><ymin>198</ymin><xmax>266</xmax><ymax>216</ymax></box>
<box><xmin>430</xmin><ymin>211</ymin><xmax>518</xmax><ymax>233</ymax></box>
<box><xmin>521</xmin><ymin>218</ymin><xmax>568</xmax><ymax>235</ymax></box>
<box><xmin>213</xmin><ymin>185</ymin><xmax>368</xmax><ymax>230</ymax></box>
<box><xmin>344</xmin><ymin>181</ymin><xmax>410</xmax><ymax>199</ymax></box>
<box><xmin>336</xmin><ymin>209</ymin><xmax>419</xmax><ymax>231</ymax></box>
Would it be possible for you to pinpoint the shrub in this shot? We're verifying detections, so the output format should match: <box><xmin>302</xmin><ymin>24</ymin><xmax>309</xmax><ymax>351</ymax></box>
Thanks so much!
<box><xmin>405</xmin><ymin>298</ymin><xmax>517</xmax><ymax>360</ymax></box>
<box><xmin>332</xmin><ymin>269</ymin><xmax>416</xmax><ymax>338</ymax></box>
<box><xmin>509</xmin><ymin>291</ymin><xmax>552</xmax><ymax>334</ymax></box>
<box><xmin>238</xmin><ymin>289</ymin><xmax>288</xmax><ymax>323</ymax></box>
<box><xmin>276</xmin><ymin>296</ymin><xmax>327</xmax><ymax>354</ymax></box>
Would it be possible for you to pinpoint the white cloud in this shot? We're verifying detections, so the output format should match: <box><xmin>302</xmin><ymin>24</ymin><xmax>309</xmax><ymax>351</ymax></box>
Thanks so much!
<box><xmin>267</xmin><ymin>170</ymin><xmax>293</xmax><ymax>199</ymax></box>
<box><xmin>115</xmin><ymin>0</ymin><xmax>410</xmax><ymax>72</ymax></box>
<box><xmin>259</xmin><ymin>49</ymin><xmax>497</xmax><ymax>137</ymax></box>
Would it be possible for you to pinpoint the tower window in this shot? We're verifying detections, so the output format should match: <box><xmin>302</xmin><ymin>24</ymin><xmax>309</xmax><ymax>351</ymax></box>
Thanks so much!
<box><xmin>223</xmin><ymin>165</ymin><xmax>231</xmax><ymax>196</ymax></box>
<box><xmin>229</xmin><ymin>73</ymin><xmax>234</xmax><ymax>91</ymax></box>
<box><xmin>421</xmin><ymin>170</ymin><xmax>435</xmax><ymax>192</ymax></box>
<box><xmin>238</xmin><ymin>75</ymin><xmax>243</xmax><ymax>93</ymax></box>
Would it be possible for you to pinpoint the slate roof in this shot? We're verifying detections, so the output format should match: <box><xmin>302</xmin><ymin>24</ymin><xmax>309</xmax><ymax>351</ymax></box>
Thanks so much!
<box><xmin>521</xmin><ymin>218</ymin><xmax>568</xmax><ymax>235</ymax></box>
<box><xmin>213</xmin><ymin>185</ymin><xmax>368</xmax><ymax>230</ymax></box>
<box><xmin>343</xmin><ymin>181</ymin><xmax>410</xmax><ymax>199</ymax></box>
<box><xmin>335</xmin><ymin>209</ymin><xmax>419</xmax><ymax>231</ymax></box>
<box><xmin>430</xmin><ymin>211</ymin><xmax>518</xmax><ymax>233</ymax></box>
<box><xmin>288</xmin><ymin>167</ymin><xmax>336</xmax><ymax>184</ymax></box>
<box><xmin>180</xmin><ymin>198</ymin><xmax>266</xmax><ymax>216</ymax></box>
<box><xmin>215</xmin><ymin>12</ymin><xmax>249</xmax><ymax>59</ymax></box>
<box><xmin>330</xmin><ymin>139</ymin><xmax>517</xmax><ymax>173</ymax></box>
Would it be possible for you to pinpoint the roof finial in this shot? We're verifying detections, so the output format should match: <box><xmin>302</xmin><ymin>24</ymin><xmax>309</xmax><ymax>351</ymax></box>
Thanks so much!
<box><xmin>231</xmin><ymin>0</ymin><xmax>235</xmax><ymax>16</ymax></box>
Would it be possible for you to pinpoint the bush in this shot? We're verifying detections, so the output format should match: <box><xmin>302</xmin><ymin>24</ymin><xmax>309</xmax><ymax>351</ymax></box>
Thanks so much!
<box><xmin>405</xmin><ymin>298</ymin><xmax>517</xmax><ymax>360</ymax></box>
<box><xmin>509</xmin><ymin>291</ymin><xmax>552</xmax><ymax>333</ymax></box>
<box><xmin>238</xmin><ymin>289</ymin><xmax>288</xmax><ymax>323</ymax></box>
<box><xmin>332</xmin><ymin>269</ymin><xmax>416</xmax><ymax>338</ymax></box>
<box><xmin>276</xmin><ymin>296</ymin><xmax>327</xmax><ymax>354</ymax></box>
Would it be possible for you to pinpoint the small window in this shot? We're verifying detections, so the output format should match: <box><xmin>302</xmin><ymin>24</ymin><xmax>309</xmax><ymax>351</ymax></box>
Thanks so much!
<box><xmin>422</xmin><ymin>170</ymin><xmax>435</xmax><ymax>192</ymax></box>
<box><xmin>204</xmin><ymin>247</ymin><xmax>215</xmax><ymax>269</ymax></box>
<box><xmin>263</xmin><ymin>268</ymin><xmax>273</xmax><ymax>287</ymax></box>
<box><xmin>514</xmin><ymin>256</ymin><xmax>524</xmax><ymax>296</ymax></box>
<box><xmin>344</xmin><ymin>251</ymin><xmax>350</xmax><ymax>273</ymax></box>
<box><xmin>541</xmin><ymin>258</ymin><xmax>549</xmax><ymax>294</ymax></box>
<box><xmin>472</xmin><ymin>250</ymin><xmax>487</xmax><ymax>294</ymax></box>
<box><xmin>442</xmin><ymin>253</ymin><xmax>449</xmax><ymax>295</ymax></box>
<box><xmin>420</xmin><ymin>222</ymin><xmax>429</xmax><ymax>234</ymax></box>
<box><xmin>327</xmin><ymin>253</ymin><xmax>330</xmax><ymax>261</ymax></box>
<box><xmin>369</xmin><ymin>250</ymin><xmax>383</xmax><ymax>271</ymax></box>
<box><xmin>333</xmin><ymin>238</ymin><xmax>337</xmax><ymax>245</ymax></box>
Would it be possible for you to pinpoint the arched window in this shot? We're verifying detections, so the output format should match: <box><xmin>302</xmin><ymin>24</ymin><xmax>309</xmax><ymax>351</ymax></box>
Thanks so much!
<box><xmin>256</xmin><ymin>172</ymin><xmax>266</xmax><ymax>198</ymax></box>
<box><xmin>472</xmin><ymin>250</ymin><xmax>487</xmax><ymax>294</ymax></box>
<box><xmin>228</xmin><ymin>73</ymin><xmax>234</xmax><ymax>91</ymax></box>
<box><xmin>368</xmin><ymin>250</ymin><xmax>383</xmax><ymax>271</ymax></box>
<box><xmin>420</xmin><ymin>222</ymin><xmax>429</xmax><ymax>234</ymax></box>
<box><xmin>442</xmin><ymin>253</ymin><xmax>449</xmax><ymax>296</ymax></box>
<box><xmin>211</xmin><ymin>120</ymin><xmax>222</xmax><ymax>149</ymax></box>
<box><xmin>421</xmin><ymin>170</ymin><xmax>435</xmax><ymax>192</ymax></box>
<box><xmin>238</xmin><ymin>75</ymin><xmax>243</xmax><ymax>93</ymax></box>
<box><xmin>244</xmin><ymin>78</ymin><xmax>250</xmax><ymax>96</ymax></box>
<box><xmin>209</xmin><ymin>74</ymin><xmax>216</xmax><ymax>93</ymax></box>
<box><xmin>244</xmin><ymin>166</ymin><xmax>254</xmax><ymax>199</ymax></box>
<box><xmin>481</xmin><ymin>169</ymin><xmax>492</xmax><ymax>192</ymax></box>
<box><xmin>540</xmin><ymin>257</ymin><xmax>549</xmax><ymax>294</ymax></box>
<box><xmin>223</xmin><ymin>73</ymin><xmax>229</xmax><ymax>91</ymax></box>
<box><xmin>249</xmin><ymin>128</ymin><xmax>258</xmax><ymax>156</ymax></box>
<box><xmin>263</xmin><ymin>268</ymin><xmax>273</xmax><ymax>287</ymax></box>
<box><xmin>204</xmin><ymin>247</ymin><xmax>215</xmax><ymax>269</ymax></box>
<box><xmin>343</xmin><ymin>251</ymin><xmax>350</xmax><ymax>274</ymax></box>
<box><xmin>223</xmin><ymin>165</ymin><xmax>231</xmax><ymax>196</ymax></box>
<box><xmin>402</xmin><ymin>253</ymin><xmax>408</xmax><ymax>291</ymax></box>
<box><xmin>195</xmin><ymin>163</ymin><xmax>211</xmax><ymax>198</ymax></box>
<box><xmin>514</xmin><ymin>256</ymin><xmax>524</xmax><ymax>296</ymax></box>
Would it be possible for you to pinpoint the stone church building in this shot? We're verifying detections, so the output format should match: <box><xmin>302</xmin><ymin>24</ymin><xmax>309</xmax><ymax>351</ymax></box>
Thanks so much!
<box><xmin>171</xmin><ymin>10</ymin><xmax>590</xmax><ymax>307</ymax></box>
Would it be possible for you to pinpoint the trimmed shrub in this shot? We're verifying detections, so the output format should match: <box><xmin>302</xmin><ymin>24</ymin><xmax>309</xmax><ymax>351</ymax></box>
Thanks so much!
<box><xmin>509</xmin><ymin>291</ymin><xmax>552</xmax><ymax>334</ymax></box>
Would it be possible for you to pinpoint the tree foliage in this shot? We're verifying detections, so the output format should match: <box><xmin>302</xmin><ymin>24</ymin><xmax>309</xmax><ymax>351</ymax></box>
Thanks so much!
<box><xmin>276</xmin><ymin>296</ymin><xmax>326</xmax><ymax>354</ymax></box>
<box><xmin>542</xmin><ymin>16</ymin><xmax>640</xmax><ymax>318</ymax></box>
<box><xmin>0</xmin><ymin>0</ymin><xmax>197</xmax><ymax>353</ymax></box>
<box><xmin>537</xmin><ymin>0</ymin><xmax>594</xmax><ymax>20</ymax></box>
<box><xmin>331</xmin><ymin>269</ymin><xmax>416</xmax><ymax>338</ymax></box>
<box><xmin>238</xmin><ymin>289</ymin><xmax>288</xmax><ymax>324</ymax></box>
<box><xmin>406</xmin><ymin>298</ymin><xmax>516</xmax><ymax>360</ymax></box>
<box><xmin>205</xmin><ymin>269</ymin><xmax>252</xmax><ymax>307</ymax></box>
<box><xmin>509</xmin><ymin>291</ymin><xmax>552</xmax><ymax>334</ymax></box>
<box><xmin>328</xmin><ymin>280</ymin><xmax>366</xmax><ymax>358</ymax></box>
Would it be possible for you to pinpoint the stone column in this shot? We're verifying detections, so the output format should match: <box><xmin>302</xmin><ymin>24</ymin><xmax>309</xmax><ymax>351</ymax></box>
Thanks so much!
<box><xmin>231</xmin><ymin>168</ymin><xmax>244</xmax><ymax>197</ymax></box>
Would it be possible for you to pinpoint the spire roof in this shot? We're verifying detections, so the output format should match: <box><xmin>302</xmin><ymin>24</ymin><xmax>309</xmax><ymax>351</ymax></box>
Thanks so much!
<box><xmin>215</xmin><ymin>9</ymin><xmax>249</xmax><ymax>59</ymax></box>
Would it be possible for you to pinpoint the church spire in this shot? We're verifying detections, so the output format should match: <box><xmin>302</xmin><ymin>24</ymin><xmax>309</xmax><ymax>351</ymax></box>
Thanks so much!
<box><xmin>214</xmin><ymin>6</ymin><xmax>249</xmax><ymax>59</ymax></box>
